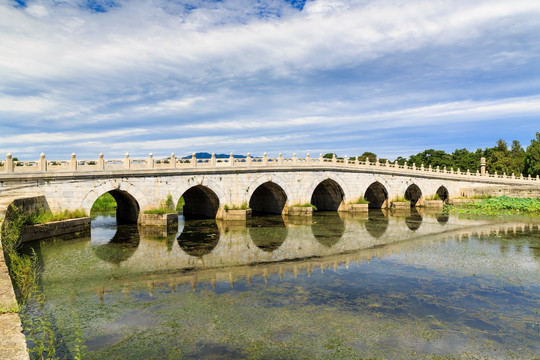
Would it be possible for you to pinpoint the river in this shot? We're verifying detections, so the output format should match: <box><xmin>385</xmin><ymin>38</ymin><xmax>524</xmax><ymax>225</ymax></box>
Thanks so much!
<box><xmin>20</xmin><ymin>210</ymin><xmax>540</xmax><ymax>359</ymax></box>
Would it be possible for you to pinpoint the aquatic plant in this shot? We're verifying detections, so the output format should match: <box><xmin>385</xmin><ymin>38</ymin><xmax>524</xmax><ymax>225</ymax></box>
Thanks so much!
<box><xmin>447</xmin><ymin>196</ymin><xmax>540</xmax><ymax>215</ymax></box>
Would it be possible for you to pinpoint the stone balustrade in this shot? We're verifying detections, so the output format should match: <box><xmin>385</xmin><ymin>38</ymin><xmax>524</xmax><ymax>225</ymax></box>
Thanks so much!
<box><xmin>0</xmin><ymin>152</ymin><xmax>538</xmax><ymax>184</ymax></box>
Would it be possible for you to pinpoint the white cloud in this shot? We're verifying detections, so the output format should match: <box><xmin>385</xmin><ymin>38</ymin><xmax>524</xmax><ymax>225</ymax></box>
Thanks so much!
<box><xmin>0</xmin><ymin>0</ymin><xmax>539</xmax><ymax>158</ymax></box>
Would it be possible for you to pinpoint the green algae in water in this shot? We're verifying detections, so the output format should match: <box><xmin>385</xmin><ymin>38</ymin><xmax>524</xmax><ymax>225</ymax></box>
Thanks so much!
<box><xmin>20</xmin><ymin>212</ymin><xmax>540</xmax><ymax>359</ymax></box>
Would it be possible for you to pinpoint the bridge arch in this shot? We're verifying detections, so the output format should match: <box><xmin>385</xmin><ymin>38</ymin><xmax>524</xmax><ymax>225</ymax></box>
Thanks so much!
<box><xmin>436</xmin><ymin>186</ymin><xmax>450</xmax><ymax>203</ymax></box>
<box><xmin>310</xmin><ymin>179</ymin><xmax>345</xmax><ymax>211</ymax></box>
<box><xmin>404</xmin><ymin>184</ymin><xmax>423</xmax><ymax>207</ymax></box>
<box><xmin>82</xmin><ymin>181</ymin><xmax>145</xmax><ymax>224</ymax></box>
<box><xmin>364</xmin><ymin>181</ymin><xmax>389</xmax><ymax>209</ymax></box>
<box><xmin>306</xmin><ymin>173</ymin><xmax>350</xmax><ymax>207</ymax></box>
<box><xmin>180</xmin><ymin>185</ymin><xmax>220</xmax><ymax>219</ymax></box>
<box><xmin>177</xmin><ymin>219</ymin><xmax>220</xmax><ymax>256</ymax></box>
<box><xmin>249</xmin><ymin>181</ymin><xmax>288</xmax><ymax>215</ymax></box>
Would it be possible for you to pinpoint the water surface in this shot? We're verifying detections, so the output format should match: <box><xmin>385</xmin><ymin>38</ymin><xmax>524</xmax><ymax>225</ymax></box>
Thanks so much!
<box><xmin>22</xmin><ymin>210</ymin><xmax>540</xmax><ymax>359</ymax></box>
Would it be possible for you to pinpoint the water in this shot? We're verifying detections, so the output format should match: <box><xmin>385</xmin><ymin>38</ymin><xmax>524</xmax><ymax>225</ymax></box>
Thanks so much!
<box><xmin>21</xmin><ymin>210</ymin><xmax>540</xmax><ymax>359</ymax></box>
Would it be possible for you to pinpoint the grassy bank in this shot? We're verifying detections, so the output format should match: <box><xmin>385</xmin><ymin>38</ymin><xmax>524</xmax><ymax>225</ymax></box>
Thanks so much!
<box><xmin>1</xmin><ymin>205</ymin><xmax>85</xmax><ymax>359</ymax></box>
<box><xmin>446</xmin><ymin>196</ymin><xmax>540</xmax><ymax>216</ymax></box>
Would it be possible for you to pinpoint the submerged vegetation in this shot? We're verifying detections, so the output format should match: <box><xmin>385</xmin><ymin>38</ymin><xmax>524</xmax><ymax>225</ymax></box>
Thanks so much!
<box><xmin>446</xmin><ymin>196</ymin><xmax>540</xmax><ymax>216</ymax></box>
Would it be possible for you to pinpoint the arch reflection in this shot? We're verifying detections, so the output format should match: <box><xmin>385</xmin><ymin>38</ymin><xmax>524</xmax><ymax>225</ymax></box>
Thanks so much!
<box><xmin>92</xmin><ymin>224</ymin><xmax>140</xmax><ymax>265</ymax></box>
<box><xmin>311</xmin><ymin>212</ymin><xmax>345</xmax><ymax>248</ymax></box>
<box><xmin>405</xmin><ymin>208</ymin><xmax>422</xmax><ymax>231</ymax></box>
<box><xmin>248</xmin><ymin>215</ymin><xmax>288</xmax><ymax>252</ymax></box>
<box><xmin>177</xmin><ymin>219</ymin><xmax>220</xmax><ymax>257</ymax></box>
<box><xmin>365</xmin><ymin>210</ymin><xmax>388</xmax><ymax>239</ymax></box>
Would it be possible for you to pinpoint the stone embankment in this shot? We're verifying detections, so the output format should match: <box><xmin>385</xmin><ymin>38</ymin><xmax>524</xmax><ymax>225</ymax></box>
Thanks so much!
<box><xmin>0</xmin><ymin>221</ymin><xmax>29</xmax><ymax>360</ymax></box>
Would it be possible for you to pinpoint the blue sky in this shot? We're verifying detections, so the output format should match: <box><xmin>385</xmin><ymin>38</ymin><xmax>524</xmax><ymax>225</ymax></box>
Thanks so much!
<box><xmin>1</xmin><ymin>0</ymin><xmax>539</xmax><ymax>160</ymax></box>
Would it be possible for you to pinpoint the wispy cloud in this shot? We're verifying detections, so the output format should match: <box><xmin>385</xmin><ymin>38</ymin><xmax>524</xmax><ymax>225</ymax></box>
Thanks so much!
<box><xmin>1</xmin><ymin>0</ymin><xmax>539</xmax><ymax>159</ymax></box>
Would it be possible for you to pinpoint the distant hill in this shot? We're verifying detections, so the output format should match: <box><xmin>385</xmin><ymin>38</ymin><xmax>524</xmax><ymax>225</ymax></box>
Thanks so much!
<box><xmin>182</xmin><ymin>152</ymin><xmax>247</xmax><ymax>159</ymax></box>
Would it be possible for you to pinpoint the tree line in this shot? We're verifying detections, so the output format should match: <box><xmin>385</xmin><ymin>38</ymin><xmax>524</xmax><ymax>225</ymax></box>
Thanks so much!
<box><xmin>324</xmin><ymin>132</ymin><xmax>540</xmax><ymax>176</ymax></box>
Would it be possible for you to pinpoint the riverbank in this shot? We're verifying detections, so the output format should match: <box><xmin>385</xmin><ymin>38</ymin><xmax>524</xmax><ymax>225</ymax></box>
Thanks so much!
<box><xmin>0</xmin><ymin>220</ymin><xmax>29</xmax><ymax>360</ymax></box>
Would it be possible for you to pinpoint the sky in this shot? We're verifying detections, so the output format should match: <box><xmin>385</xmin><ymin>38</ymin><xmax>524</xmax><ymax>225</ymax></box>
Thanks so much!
<box><xmin>1</xmin><ymin>0</ymin><xmax>539</xmax><ymax>161</ymax></box>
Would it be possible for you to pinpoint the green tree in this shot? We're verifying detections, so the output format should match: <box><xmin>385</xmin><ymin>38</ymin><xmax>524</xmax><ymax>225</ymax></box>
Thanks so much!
<box><xmin>323</xmin><ymin>153</ymin><xmax>336</xmax><ymax>159</ymax></box>
<box><xmin>486</xmin><ymin>139</ymin><xmax>525</xmax><ymax>175</ymax></box>
<box><xmin>408</xmin><ymin>149</ymin><xmax>452</xmax><ymax>168</ymax></box>
<box><xmin>359</xmin><ymin>152</ymin><xmax>377</xmax><ymax>162</ymax></box>
<box><xmin>524</xmin><ymin>132</ymin><xmax>540</xmax><ymax>176</ymax></box>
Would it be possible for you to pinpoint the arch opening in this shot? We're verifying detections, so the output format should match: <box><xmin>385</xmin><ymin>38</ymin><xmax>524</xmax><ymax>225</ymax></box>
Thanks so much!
<box><xmin>310</xmin><ymin>179</ymin><xmax>344</xmax><ymax>211</ymax></box>
<box><xmin>181</xmin><ymin>186</ymin><xmax>220</xmax><ymax>219</ymax></box>
<box><xmin>404</xmin><ymin>184</ymin><xmax>422</xmax><ymax>207</ymax></box>
<box><xmin>364</xmin><ymin>182</ymin><xmax>388</xmax><ymax>209</ymax></box>
<box><xmin>436</xmin><ymin>186</ymin><xmax>449</xmax><ymax>203</ymax></box>
<box><xmin>91</xmin><ymin>190</ymin><xmax>140</xmax><ymax>225</ymax></box>
<box><xmin>249</xmin><ymin>182</ymin><xmax>287</xmax><ymax>215</ymax></box>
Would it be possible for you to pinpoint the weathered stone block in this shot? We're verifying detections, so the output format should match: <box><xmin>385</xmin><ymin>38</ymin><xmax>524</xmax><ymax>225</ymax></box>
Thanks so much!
<box><xmin>287</xmin><ymin>206</ymin><xmax>314</xmax><ymax>216</ymax></box>
<box><xmin>140</xmin><ymin>213</ymin><xmax>178</xmax><ymax>227</ymax></box>
<box><xmin>391</xmin><ymin>201</ymin><xmax>410</xmax><ymax>209</ymax></box>
<box><xmin>222</xmin><ymin>209</ymin><xmax>252</xmax><ymax>221</ymax></box>
<box><xmin>424</xmin><ymin>200</ymin><xmax>444</xmax><ymax>208</ymax></box>
<box><xmin>20</xmin><ymin>217</ymin><xmax>91</xmax><ymax>243</ymax></box>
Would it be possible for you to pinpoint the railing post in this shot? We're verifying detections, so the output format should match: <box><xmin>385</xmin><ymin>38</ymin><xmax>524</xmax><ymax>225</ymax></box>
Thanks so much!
<box><xmin>170</xmin><ymin>153</ymin><xmax>176</xmax><ymax>168</ymax></box>
<box><xmin>537</xmin><ymin>175</ymin><xmax>539</xmax><ymax>180</ymax></box>
<box><xmin>412</xmin><ymin>163</ymin><xmax>416</xmax><ymax>171</ymax></box>
<box><xmin>229</xmin><ymin>152</ymin><xmax>234</xmax><ymax>166</ymax></box>
<box><xmin>246</xmin><ymin>153</ymin><xmax>252</xmax><ymax>166</ymax></box>
<box><xmin>457</xmin><ymin>168</ymin><xmax>461</xmax><ymax>175</ymax></box>
<box><xmin>511</xmin><ymin>173</ymin><xmax>515</xmax><ymax>179</ymax></box>
<box><xmin>192</xmin><ymin>153</ymin><xmax>197</xmax><ymax>168</ymax></box>
<box><xmin>319</xmin><ymin>153</ymin><xmax>324</xmax><ymax>164</ymax></box>
<box><xmin>386</xmin><ymin>159</ymin><xmax>390</xmax><ymax>168</ymax></box>
<box><xmin>420</xmin><ymin>163</ymin><xmax>424</xmax><ymax>171</ymax></box>
<box><xmin>306</xmin><ymin>153</ymin><xmax>311</xmax><ymax>165</ymax></box>
<box><xmin>428</xmin><ymin>164</ymin><xmax>432</xmax><ymax>172</ymax></box>
<box><xmin>210</xmin><ymin>153</ymin><xmax>216</xmax><ymax>167</ymax></box>
<box><xmin>124</xmin><ymin>153</ymin><xmax>131</xmax><ymax>169</ymax></box>
<box><xmin>263</xmin><ymin>153</ymin><xmax>268</xmax><ymax>166</ymax></box>
<box><xmin>148</xmin><ymin>153</ymin><xmax>154</xmax><ymax>169</ymax></box>
<box><xmin>332</xmin><ymin>154</ymin><xmax>337</xmax><ymax>165</ymax></box>
<box><xmin>292</xmin><ymin>153</ymin><xmax>297</xmax><ymax>165</ymax></box>
<box><xmin>344</xmin><ymin>155</ymin><xmax>348</xmax><ymax>166</ymax></box>
<box><xmin>480</xmin><ymin>157</ymin><xmax>486</xmax><ymax>176</ymax></box>
<box><xmin>443</xmin><ymin>166</ymin><xmax>446</xmax><ymax>173</ymax></box>
<box><xmin>39</xmin><ymin>153</ymin><xmax>47</xmax><ymax>171</ymax></box>
<box><xmin>6</xmin><ymin>153</ymin><xmax>13</xmax><ymax>172</ymax></box>
<box><xmin>98</xmin><ymin>153</ymin><xmax>105</xmax><ymax>170</ymax></box>
<box><xmin>466</xmin><ymin>169</ymin><xmax>470</xmax><ymax>176</ymax></box>
<box><xmin>365</xmin><ymin>157</ymin><xmax>369</xmax><ymax>166</ymax></box>
<box><xmin>355</xmin><ymin>157</ymin><xmax>359</xmax><ymax>166</ymax></box>
<box><xmin>70</xmin><ymin>153</ymin><xmax>77</xmax><ymax>171</ymax></box>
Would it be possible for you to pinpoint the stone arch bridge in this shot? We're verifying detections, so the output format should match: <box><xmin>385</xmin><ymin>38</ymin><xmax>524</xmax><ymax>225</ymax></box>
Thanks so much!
<box><xmin>1</xmin><ymin>152</ymin><xmax>539</xmax><ymax>223</ymax></box>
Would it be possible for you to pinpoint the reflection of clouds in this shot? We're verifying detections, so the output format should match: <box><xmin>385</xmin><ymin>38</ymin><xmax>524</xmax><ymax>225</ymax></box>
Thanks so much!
<box><xmin>90</xmin><ymin>215</ymin><xmax>121</xmax><ymax>245</ymax></box>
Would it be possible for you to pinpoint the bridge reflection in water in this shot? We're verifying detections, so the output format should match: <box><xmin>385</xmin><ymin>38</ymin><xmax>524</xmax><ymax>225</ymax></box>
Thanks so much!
<box><xmin>29</xmin><ymin>209</ymin><xmax>540</xmax><ymax>291</ymax></box>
